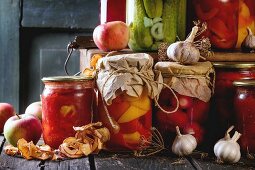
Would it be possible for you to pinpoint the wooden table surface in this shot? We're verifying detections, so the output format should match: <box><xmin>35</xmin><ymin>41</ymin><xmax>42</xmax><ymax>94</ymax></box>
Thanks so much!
<box><xmin>1</xmin><ymin>135</ymin><xmax>255</xmax><ymax>170</ymax></box>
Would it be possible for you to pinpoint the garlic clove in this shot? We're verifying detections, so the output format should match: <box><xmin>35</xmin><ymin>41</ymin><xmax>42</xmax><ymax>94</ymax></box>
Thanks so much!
<box><xmin>241</xmin><ymin>27</ymin><xmax>255</xmax><ymax>53</ymax></box>
<box><xmin>171</xmin><ymin>126</ymin><xmax>197</xmax><ymax>156</ymax></box>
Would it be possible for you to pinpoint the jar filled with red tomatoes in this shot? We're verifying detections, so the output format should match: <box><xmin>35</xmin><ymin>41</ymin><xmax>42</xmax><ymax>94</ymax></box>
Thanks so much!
<box><xmin>154</xmin><ymin>62</ymin><xmax>215</xmax><ymax>147</ymax></box>
<box><xmin>233</xmin><ymin>80</ymin><xmax>255</xmax><ymax>153</ymax></box>
<box><xmin>192</xmin><ymin>0</ymin><xmax>255</xmax><ymax>49</ymax></box>
<box><xmin>41</xmin><ymin>76</ymin><xmax>94</xmax><ymax>149</ymax></box>
<box><xmin>95</xmin><ymin>53</ymin><xmax>161</xmax><ymax>151</ymax></box>
<box><xmin>213</xmin><ymin>62</ymin><xmax>255</xmax><ymax>134</ymax></box>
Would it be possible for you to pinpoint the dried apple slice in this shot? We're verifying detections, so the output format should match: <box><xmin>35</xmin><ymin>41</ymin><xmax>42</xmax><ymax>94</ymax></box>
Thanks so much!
<box><xmin>4</xmin><ymin>145</ymin><xmax>19</xmax><ymax>156</ymax></box>
<box><xmin>17</xmin><ymin>139</ymin><xmax>33</xmax><ymax>160</ymax></box>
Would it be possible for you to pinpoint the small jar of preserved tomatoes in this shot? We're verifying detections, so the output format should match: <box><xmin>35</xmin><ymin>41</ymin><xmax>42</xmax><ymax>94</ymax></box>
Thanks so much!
<box><xmin>154</xmin><ymin>62</ymin><xmax>215</xmax><ymax>147</ymax></box>
<box><xmin>41</xmin><ymin>76</ymin><xmax>94</xmax><ymax>149</ymax></box>
<box><xmin>213</xmin><ymin>62</ymin><xmax>255</xmax><ymax>139</ymax></box>
<box><xmin>191</xmin><ymin>0</ymin><xmax>255</xmax><ymax>49</ymax></box>
<box><xmin>233</xmin><ymin>80</ymin><xmax>255</xmax><ymax>153</ymax></box>
<box><xmin>95</xmin><ymin>53</ymin><xmax>160</xmax><ymax>151</ymax></box>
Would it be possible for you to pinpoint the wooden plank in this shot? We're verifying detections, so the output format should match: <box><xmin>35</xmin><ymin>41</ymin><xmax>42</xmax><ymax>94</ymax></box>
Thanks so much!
<box><xmin>208</xmin><ymin>52</ymin><xmax>255</xmax><ymax>61</ymax></box>
<box><xmin>79</xmin><ymin>49</ymin><xmax>159</xmax><ymax>71</ymax></box>
<box><xmin>189</xmin><ymin>156</ymin><xmax>255</xmax><ymax>170</ymax></box>
<box><xmin>22</xmin><ymin>0</ymin><xmax>99</xmax><ymax>29</ymax></box>
<box><xmin>0</xmin><ymin>0</ymin><xmax>20</xmax><ymax>112</ymax></box>
<box><xmin>44</xmin><ymin>157</ymin><xmax>90</xmax><ymax>170</ymax></box>
<box><xmin>0</xmin><ymin>136</ymin><xmax>43</xmax><ymax>170</ymax></box>
<box><xmin>94</xmin><ymin>152</ymin><xmax>195</xmax><ymax>170</ymax></box>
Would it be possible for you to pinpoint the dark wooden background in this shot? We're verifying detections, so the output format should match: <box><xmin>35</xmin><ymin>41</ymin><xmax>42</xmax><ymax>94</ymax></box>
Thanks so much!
<box><xmin>0</xmin><ymin>0</ymin><xmax>99</xmax><ymax>113</ymax></box>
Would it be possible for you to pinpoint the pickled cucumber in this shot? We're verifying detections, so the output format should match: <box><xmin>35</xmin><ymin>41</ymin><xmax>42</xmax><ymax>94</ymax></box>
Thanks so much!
<box><xmin>163</xmin><ymin>0</ymin><xmax>178</xmax><ymax>44</ymax></box>
<box><xmin>132</xmin><ymin>0</ymin><xmax>153</xmax><ymax>49</ymax></box>
<box><xmin>128</xmin><ymin>23</ymin><xmax>144</xmax><ymax>51</ymax></box>
<box><xmin>177</xmin><ymin>0</ymin><xmax>187</xmax><ymax>40</ymax></box>
<box><xmin>143</xmin><ymin>0</ymin><xmax>163</xmax><ymax>18</ymax></box>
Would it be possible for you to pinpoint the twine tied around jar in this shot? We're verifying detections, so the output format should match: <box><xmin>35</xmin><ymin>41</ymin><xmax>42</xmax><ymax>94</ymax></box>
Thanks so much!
<box><xmin>99</xmin><ymin>52</ymin><xmax>180</xmax><ymax>115</ymax></box>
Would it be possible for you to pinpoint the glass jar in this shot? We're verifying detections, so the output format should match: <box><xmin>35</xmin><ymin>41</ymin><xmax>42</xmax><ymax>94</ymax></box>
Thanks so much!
<box><xmin>213</xmin><ymin>62</ymin><xmax>255</xmax><ymax>128</ymax></box>
<box><xmin>192</xmin><ymin>0</ymin><xmax>255</xmax><ymax>50</ymax></box>
<box><xmin>233</xmin><ymin>80</ymin><xmax>255</xmax><ymax>153</ymax></box>
<box><xmin>100</xmin><ymin>0</ymin><xmax>126</xmax><ymax>24</ymax></box>
<box><xmin>97</xmin><ymin>90</ymin><xmax>152</xmax><ymax>151</ymax></box>
<box><xmin>127</xmin><ymin>0</ymin><xmax>187</xmax><ymax>51</ymax></box>
<box><xmin>41</xmin><ymin>76</ymin><xmax>94</xmax><ymax>149</ymax></box>
<box><xmin>154</xmin><ymin>62</ymin><xmax>214</xmax><ymax>147</ymax></box>
<box><xmin>95</xmin><ymin>53</ymin><xmax>157</xmax><ymax>151</ymax></box>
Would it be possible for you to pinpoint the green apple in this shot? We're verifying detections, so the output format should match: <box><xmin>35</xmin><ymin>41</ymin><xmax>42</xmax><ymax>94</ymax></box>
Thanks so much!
<box><xmin>25</xmin><ymin>101</ymin><xmax>42</xmax><ymax>121</ymax></box>
<box><xmin>0</xmin><ymin>103</ymin><xmax>15</xmax><ymax>133</ymax></box>
<box><xmin>3</xmin><ymin>114</ymin><xmax>42</xmax><ymax>146</ymax></box>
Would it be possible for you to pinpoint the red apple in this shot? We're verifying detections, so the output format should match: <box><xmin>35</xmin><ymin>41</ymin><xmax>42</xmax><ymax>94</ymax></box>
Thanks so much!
<box><xmin>0</xmin><ymin>103</ymin><xmax>15</xmax><ymax>133</ymax></box>
<box><xmin>3</xmin><ymin>114</ymin><xmax>42</xmax><ymax>146</ymax></box>
<box><xmin>178</xmin><ymin>95</ymin><xmax>193</xmax><ymax>109</ymax></box>
<box><xmin>187</xmin><ymin>100</ymin><xmax>209</xmax><ymax>123</ymax></box>
<box><xmin>24</xmin><ymin>101</ymin><xmax>42</xmax><ymax>121</ymax></box>
<box><xmin>93</xmin><ymin>21</ymin><xmax>129</xmax><ymax>51</ymax></box>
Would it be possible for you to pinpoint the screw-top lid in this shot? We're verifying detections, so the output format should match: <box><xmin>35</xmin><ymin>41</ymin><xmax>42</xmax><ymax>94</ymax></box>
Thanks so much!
<box><xmin>233</xmin><ymin>80</ymin><xmax>255</xmax><ymax>87</ymax></box>
<box><xmin>42</xmin><ymin>76</ymin><xmax>93</xmax><ymax>82</ymax></box>
<box><xmin>213</xmin><ymin>62</ymin><xmax>255</xmax><ymax>69</ymax></box>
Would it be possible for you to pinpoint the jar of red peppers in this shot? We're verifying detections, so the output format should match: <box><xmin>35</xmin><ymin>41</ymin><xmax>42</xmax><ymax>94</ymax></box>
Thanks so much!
<box><xmin>192</xmin><ymin>0</ymin><xmax>255</xmax><ymax>49</ymax></box>
<box><xmin>154</xmin><ymin>62</ymin><xmax>215</xmax><ymax>147</ymax></box>
<box><xmin>95</xmin><ymin>53</ymin><xmax>162</xmax><ymax>151</ymax></box>
<box><xmin>41</xmin><ymin>76</ymin><xmax>94</xmax><ymax>149</ymax></box>
<box><xmin>233</xmin><ymin>80</ymin><xmax>255</xmax><ymax>153</ymax></box>
<box><xmin>213</xmin><ymin>62</ymin><xmax>255</xmax><ymax>137</ymax></box>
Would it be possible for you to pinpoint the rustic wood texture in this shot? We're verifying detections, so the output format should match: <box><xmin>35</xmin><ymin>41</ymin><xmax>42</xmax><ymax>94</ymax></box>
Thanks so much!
<box><xmin>94</xmin><ymin>152</ymin><xmax>195</xmax><ymax>170</ymax></box>
<box><xmin>0</xmin><ymin>0</ymin><xmax>20</xmax><ymax>111</ymax></box>
<box><xmin>208</xmin><ymin>52</ymin><xmax>255</xmax><ymax>61</ymax></box>
<box><xmin>22</xmin><ymin>0</ymin><xmax>99</xmax><ymax>29</ymax></box>
<box><xmin>79</xmin><ymin>49</ymin><xmax>255</xmax><ymax>72</ymax></box>
<box><xmin>79</xmin><ymin>49</ymin><xmax>159</xmax><ymax>71</ymax></box>
<box><xmin>189</xmin><ymin>156</ymin><xmax>255</xmax><ymax>170</ymax></box>
<box><xmin>0</xmin><ymin>136</ymin><xmax>43</xmax><ymax>170</ymax></box>
<box><xmin>44</xmin><ymin>158</ymin><xmax>90</xmax><ymax>170</ymax></box>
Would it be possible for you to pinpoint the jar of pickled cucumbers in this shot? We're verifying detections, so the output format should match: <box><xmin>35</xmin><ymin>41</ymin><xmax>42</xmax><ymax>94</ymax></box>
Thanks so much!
<box><xmin>126</xmin><ymin>0</ymin><xmax>187</xmax><ymax>51</ymax></box>
<box><xmin>192</xmin><ymin>0</ymin><xmax>255</xmax><ymax>50</ymax></box>
<box><xmin>95</xmin><ymin>53</ymin><xmax>162</xmax><ymax>151</ymax></box>
<box><xmin>154</xmin><ymin>62</ymin><xmax>215</xmax><ymax>147</ymax></box>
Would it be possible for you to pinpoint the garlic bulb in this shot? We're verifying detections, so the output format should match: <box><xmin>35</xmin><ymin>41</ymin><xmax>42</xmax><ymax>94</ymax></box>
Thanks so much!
<box><xmin>172</xmin><ymin>126</ymin><xmax>197</xmax><ymax>156</ymax></box>
<box><xmin>167</xmin><ymin>26</ymin><xmax>200</xmax><ymax>65</ymax></box>
<box><xmin>214</xmin><ymin>130</ymin><xmax>242</xmax><ymax>163</ymax></box>
<box><xmin>241</xmin><ymin>27</ymin><xmax>255</xmax><ymax>53</ymax></box>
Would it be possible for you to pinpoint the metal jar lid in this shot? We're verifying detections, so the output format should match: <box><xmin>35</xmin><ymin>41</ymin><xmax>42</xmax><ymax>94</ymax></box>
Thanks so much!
<box><xmin>42</xmin><ymin>76</ymin><xmax>93</xmax><ymax>82</ymax></box>
<box><xmin>233</xmin><ymin>80</ymin><xmax>255</xmax><ymax>87</ymax></box>
<box><xmin>213</xmin><ymin>62</ymin><xmax>255</xmax><ymax>69</ymax></box>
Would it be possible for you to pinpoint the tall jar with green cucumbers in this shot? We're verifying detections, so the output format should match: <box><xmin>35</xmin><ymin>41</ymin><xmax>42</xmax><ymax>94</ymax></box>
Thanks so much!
<box><xmin>127</xmin><ymin>0</ymin><xmax>187</xmax><ymax>51</ymax></box>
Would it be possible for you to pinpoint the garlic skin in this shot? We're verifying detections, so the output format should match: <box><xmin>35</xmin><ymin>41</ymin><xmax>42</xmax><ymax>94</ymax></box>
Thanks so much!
<box><xmin>172</xmin><ymin>126</ymin><xmax>197</xmax><ymax>156</ymax></box>
<box><xmin>167</xmin><ymin>26</ymin><xmax>200</xmax><ymax>65</ymax></box>
<box><xmin>241</xmin><ymin>27</ymin><xmax>255</xmax><ymax>53</ymax></box>
<box><xmin>214</xmin><ymin>130</ymin><xmax>242</xmax><ymax>163</ymax></box>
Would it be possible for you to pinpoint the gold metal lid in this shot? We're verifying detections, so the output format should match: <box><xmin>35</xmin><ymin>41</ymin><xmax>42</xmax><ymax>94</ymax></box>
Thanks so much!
<box><xmin>42</xmin><ymin>76</ymin><xmax>93</xmax><ymax>82</ymax></box>
<box><xmin>213</xmin><ymin>62</ymin><xmax>255</xmax><ymax>69</ymax></box>
<box><xmin>233</xmin><ymin>80</ymin><xmax>255</xmax><ymax>87</ymax></box>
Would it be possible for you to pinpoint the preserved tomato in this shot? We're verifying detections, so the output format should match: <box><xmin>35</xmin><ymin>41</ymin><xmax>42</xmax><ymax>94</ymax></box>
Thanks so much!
<box><xmin>233</xmin><ymin>80</ymin><xmax>255</xmax><ymax>153</ymax></box>
<box><xmin>213</xmin><ymin>62</ymin><xmax>255</xmax><ymax>133</ymax></box>
<box><xmin>154</xmin><ymin>62</ymin><xmax>214</xmax><ymax>147</ymax></box>
<box><xmin>41</xmin><ymin>76</ymin><xmax>94</xmax><ymax>149</ymax></box>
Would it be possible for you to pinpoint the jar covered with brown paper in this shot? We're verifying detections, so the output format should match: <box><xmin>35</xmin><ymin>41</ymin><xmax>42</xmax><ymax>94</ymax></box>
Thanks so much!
<box><xmin>95</xmin><ymin>53</ymin><xmax>163</xmax><ymax>151</ymax></box>
<box><xmin>154</xmin><ymin>61</ymin><xmax>215</xmax><ymax>147</ymax></box>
